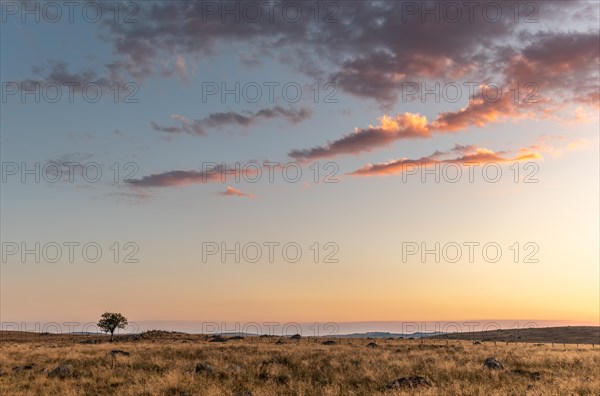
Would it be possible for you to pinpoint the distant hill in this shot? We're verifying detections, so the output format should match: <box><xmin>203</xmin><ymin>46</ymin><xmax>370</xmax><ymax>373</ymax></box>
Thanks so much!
<box><xmin>333</xmin><ymin>331</ymin><xmax>445</xmax><ymax>339</ymax></box>
<box><xmin>431</xmin><ymin>326</ymin><xmax>600</xmax><ymax>345</ymax></box>
<box><xmin>2</xmin><ymin>326</ymin><xmax>598</xmax><ymax>344</ymax></box>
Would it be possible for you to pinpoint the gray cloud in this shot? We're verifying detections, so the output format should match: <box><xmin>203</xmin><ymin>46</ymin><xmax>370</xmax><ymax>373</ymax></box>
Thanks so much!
<box><xmin>17</xmin><ymin>2</ymin><xmax>598</xmax><ymax>109</ymax></box>
<box><xmin>151</xmin><ymin>106</ymin><xmax>312</xmax><ymax>136</ymax></box>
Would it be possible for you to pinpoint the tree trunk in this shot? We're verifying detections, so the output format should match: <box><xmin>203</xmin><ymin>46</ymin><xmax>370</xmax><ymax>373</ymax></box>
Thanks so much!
<box><xmin>110</xmin><ymin>331</ymin><xmax>114</xmax><ymax>342</ymax></box>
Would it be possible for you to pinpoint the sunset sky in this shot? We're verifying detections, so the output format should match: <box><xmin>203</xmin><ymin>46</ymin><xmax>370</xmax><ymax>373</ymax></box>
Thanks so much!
<box><xmin>1</xmin><ymin>1</ymin><xmax>598</xmax><ymax>334</ymax></box>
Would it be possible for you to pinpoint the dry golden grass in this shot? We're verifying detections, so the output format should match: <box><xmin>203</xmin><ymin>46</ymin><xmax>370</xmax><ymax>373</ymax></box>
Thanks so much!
<box><xmin>0</xmin><ymin>333</ymin><xmax>599</xmax><ymax>395</ymax></box>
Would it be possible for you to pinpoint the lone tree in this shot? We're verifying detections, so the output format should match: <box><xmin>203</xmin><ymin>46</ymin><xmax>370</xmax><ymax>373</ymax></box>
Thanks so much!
<box><xmin>97</xmin><ymin>312</ymin><xmax>128</xmax><ymax>341</ymax></box>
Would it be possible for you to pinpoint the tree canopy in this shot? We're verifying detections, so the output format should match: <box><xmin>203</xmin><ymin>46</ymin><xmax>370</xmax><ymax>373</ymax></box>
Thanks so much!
<box><xmin>97</xmin><ymin>312</ymin><xmax>128</xmax><ymax>341</ymax></box>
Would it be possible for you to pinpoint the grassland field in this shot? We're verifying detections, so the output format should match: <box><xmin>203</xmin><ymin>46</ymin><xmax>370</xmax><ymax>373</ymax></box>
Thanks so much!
<box><xmin>0</xmin><ymin>328</ymin><xmax>599</xmax><ymax>395</ymax></box>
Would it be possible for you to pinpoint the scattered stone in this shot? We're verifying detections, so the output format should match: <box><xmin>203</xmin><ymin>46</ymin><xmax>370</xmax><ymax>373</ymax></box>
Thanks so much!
<box><xmin>322</xmin><ymin>340</ymin><xmax>337</xmax><ymax>345</ymax></box>
<box><xmin>79</xmin><ymin>339</ymin><xmax>101</xmax><ymax>344</ymax></box>
<box><xmin>530</xmin><ymin>372</ymin><xmax>542</xmax><ymax>381</ymax></box>
<box><xmin>511</xmin><ymin>369</ymin><xmax>542</xmax><ymax>381</ymax></box>
<box><xmin>109</xmin><ymin>349</ymin><xmax>130</xmax><ymax>356</ymax></box>
<box><xmin>12</xmin><ymin>364</ymin><xmax>35</xmax><ymax>372</ymax></box>
<box><xmin>290</xmin><ymin>334</ymin><xmax>301</xmax><ymax>340</ymax></box>
<box><xmin>48</xmin><ymin>364</ymin><xmax>73</xmax><ymax>379</ymax></box>
<box><xmin>275</xmin><ymin>374</ymin><xmax>290</xmax><ymax>384</ymax></box>
<box><xmin>209</xmin><ymin>335</ymin><xmax>227</xmax><ymax>343</ymax></box>
<box><xmin>195</xmin><ymin>363</ymin><xmax>214</xmax><ymax>374</ymax></box>
<box><xmin>483</xmin><ymin>357</ymin><xmax>503</xmax><ymax>370</ymax></box>
<box><xmin>386</xmin><ymin>376</ymin><xmax>432</xmax><ymax>389</ymax></box>
<box><xmin>366</xmin><ymin>342</ymin><xmax>378</xmax><ymax>348</ymax></box>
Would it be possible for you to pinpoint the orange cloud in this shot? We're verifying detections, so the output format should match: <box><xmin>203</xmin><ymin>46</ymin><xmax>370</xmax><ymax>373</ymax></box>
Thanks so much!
<box><xmin>220</xmin><ymin>186</ymin><xmax>254</xmax><ymax>198</ymax></box>
<box><xmin>567</xmin><ymin>138</ymin><xmax>598</xmax><ymax>151</ymax></box>
<box><xmin>350</xmin><ymin>144</ymin><xmax>541</xmax><ymax>177</ymax></box>
<box><xmin>431</xmin><ymin>89</ymin><xmax>526</xmax><ymax>132</ymax></box>
<box><xmin>529</xmin><ymin>135</ymin><xmax>598</xmax><ymax>157</ymax></box>
<box><xmin>289</xmin><ymin>113</ymin><xmax>430</xmax><ymax>161</ymax></box>
<box><xmin>290</xmin><ymin>86</ymin><xmax>544</xmax><ymax>161</ymax></box>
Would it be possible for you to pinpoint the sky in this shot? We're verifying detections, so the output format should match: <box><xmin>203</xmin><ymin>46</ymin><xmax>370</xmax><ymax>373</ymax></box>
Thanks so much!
<box><xmin>0</xmin><ymin>0</ymin><xmax>599</xmax><ymax>335</ymax></box>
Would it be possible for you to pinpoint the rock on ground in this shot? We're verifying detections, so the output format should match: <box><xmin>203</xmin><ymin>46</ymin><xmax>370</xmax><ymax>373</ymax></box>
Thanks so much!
<box><xmin>483</xmin><ymin>357</ymin><xmax>503</xmax><ymax>370</ymax></box>
<box><xmin>109</xmin><ymin>349</ymin><xmax>130</xmax><ymax>356</ymax></box>
<box><xmin>48</xmin><ymin>364</ymin><xmax>73</xmax><ymax>379</ymax></box>
<box><xmin>386</xmin><ymin>376</ymin><xmax>433</xmax><ymax>389</ymax></box>
<box><xmin>195</xmin><ymin>363</ymin><xmax>214</xmax><ymax>374</ymax></box>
